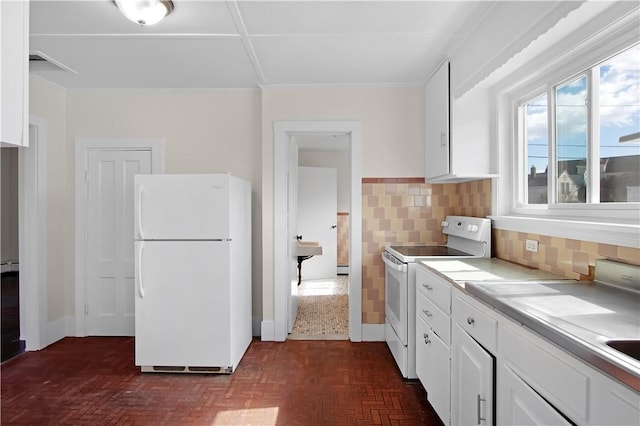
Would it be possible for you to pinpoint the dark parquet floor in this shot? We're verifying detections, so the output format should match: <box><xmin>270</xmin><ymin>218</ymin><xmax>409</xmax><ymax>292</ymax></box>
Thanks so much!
<box><xmin>1</xmin><ymin>337</ymin><xmax>443</xmax><ymax>426</ymax></box>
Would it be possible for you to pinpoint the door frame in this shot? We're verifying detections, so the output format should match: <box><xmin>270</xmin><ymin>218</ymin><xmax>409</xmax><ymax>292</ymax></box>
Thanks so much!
<box><xmin>273</xmin><ymin>121</ymin><xmax>362</xmax><ymax>342</ymax></box>
<box><xmin>17</xmin><ymin>115</ymin><xmax>48</xmax><ymax>350</ymax></box>
<box><xmin>74</xmin><ymin>138</ymin><xmax>164</xmax><ymax>336</ymax></box>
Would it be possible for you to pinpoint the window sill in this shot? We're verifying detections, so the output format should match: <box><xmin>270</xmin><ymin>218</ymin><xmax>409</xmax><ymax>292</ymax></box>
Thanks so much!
<box><xmin>489</xmin><ymin>215</ymin><xmax>640</xmax><ymax>249</ymax></box>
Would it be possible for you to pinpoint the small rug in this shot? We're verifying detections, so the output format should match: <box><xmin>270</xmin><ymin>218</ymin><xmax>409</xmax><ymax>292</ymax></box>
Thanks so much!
<box><xmin>289</xmin><ymin>276</ymin><xmax>349</xmax><ymax>340</ymax></box>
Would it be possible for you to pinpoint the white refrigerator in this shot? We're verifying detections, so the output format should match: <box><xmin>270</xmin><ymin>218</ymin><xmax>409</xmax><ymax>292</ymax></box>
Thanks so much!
<box><xmin>134</xmin><ymin>174</ymin><xmax>252</xmax><ymax>373</ymax></box>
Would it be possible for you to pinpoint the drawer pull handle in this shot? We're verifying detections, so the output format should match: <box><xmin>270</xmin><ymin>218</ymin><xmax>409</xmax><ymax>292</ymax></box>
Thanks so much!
<box><xmin>467</xmin><ymin>317</ymin><xmax>475</xmax><ymax>325</ymax></box>
<box><xmin>477</xmin><ymin>394</ymin><xmax>486</xmax><ymax>424</ymax></box>
<box><xmin>422</xmin><ymin>284</ymin><xmax>433</xmax><ymax>291</ymax></box>
<box><xmin>422</xmin><ymin>309</ymin><xmax>432</xmax><ymax>317</ymax></box>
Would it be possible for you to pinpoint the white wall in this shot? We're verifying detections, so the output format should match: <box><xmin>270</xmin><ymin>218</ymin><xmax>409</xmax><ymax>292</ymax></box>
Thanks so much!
<box><xmin>1</xmin><ymin>147</ymin><xmax>19</xmax><ymax>263</ymax></box>
<box><xmin>260</xmin><ymin>85</ymin><xmax>423</xmax><ymax>325</ymax></box>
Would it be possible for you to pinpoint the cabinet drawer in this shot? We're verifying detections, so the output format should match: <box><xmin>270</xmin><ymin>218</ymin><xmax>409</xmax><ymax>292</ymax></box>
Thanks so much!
<box><xmin>500</xmin><ymin>323</ymin><xmax>590</xmax><ymax>423</ymax></box>
<box><xmin>453</xmin><ymin>294</ymin><xmax>497</xmax><ymax>352</ymax></box>
<box><xmin>416</xmin><ymin>266</ymin><xmax>451</xmax><ymax>313</ymax></box>
<box><xmin>417</xmin><ymin>290</ymin><xmax>450</xmax><ymax>344</ymax></box>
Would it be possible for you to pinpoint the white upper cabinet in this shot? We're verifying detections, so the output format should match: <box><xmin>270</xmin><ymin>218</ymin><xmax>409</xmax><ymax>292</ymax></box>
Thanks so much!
<box><xmin>424</xmin><ymin>60</ymin><xmax>495</xmax><ymax>182</ymax></box>
<box><xmin>1</xmin><ymin>0</ymin><xmax>29</xmax><ymax>147</ymax></box>
<box><xmin>424</xmin><ymin>60</ymin><xmax>450</xmax><ymax>180</ymax></box>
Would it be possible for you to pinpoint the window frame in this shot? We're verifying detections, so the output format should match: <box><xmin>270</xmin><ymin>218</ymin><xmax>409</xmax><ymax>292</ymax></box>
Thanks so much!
<box><xmin>492</xmin><ymin>11</ymin><xmax>640</xmax><ymax>248</ymax></box>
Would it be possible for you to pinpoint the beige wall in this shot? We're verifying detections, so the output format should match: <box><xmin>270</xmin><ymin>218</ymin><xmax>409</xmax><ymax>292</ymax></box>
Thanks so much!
<box><xmin>260</xmin><ymin>85</ymin><xmax>424</xmax><ymax>324</ymax></box>
<box><xmin>30</xmin><ymin>81</ymin><xmax>424</xmax><ymax>335</ymax></box>
<box><xmin>29</xmin><ymin>76</ymin><xmax>67</xmax><ymax>322</ymax></box>
<box><xmin>66</xmin><ymin>88</ymin><xmax>263</xmax><ymax>323</ymax></box>
<box><xmin>1</xmin><ymin>147</ymin><xmax>19</xmax><ymax>263</ymax></box>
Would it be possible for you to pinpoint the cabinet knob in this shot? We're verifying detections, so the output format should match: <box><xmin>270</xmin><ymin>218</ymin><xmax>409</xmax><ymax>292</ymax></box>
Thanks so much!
<box><xmin>422</xmin><ymin>284</ymin><xmax>433</xmax><ymax>291</ymax></box>
<box><xmin>440</xmin><ymin>132</ymin><xmax>447</xmax><ymax>148</ymax></box>
<box><xmin>424</xmin><ymin>336</ymin><xmax>431</xmax><ymax>345</ymax></box>
<box><xmin>423</xmin><ymin>309</ymin><xmax>432</xmax><ymax>317</ymax></box>
<box><xmin>467</xmin><ymin>317</ymin><xmax>475</xmax><ymax>325</ymax></box>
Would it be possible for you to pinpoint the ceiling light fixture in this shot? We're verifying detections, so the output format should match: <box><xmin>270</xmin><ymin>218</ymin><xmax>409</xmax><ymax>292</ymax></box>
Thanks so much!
<box><xmin>114</xmin><ymin>0</ymin><xmax>174</xmax><ymax>26</ymax></box>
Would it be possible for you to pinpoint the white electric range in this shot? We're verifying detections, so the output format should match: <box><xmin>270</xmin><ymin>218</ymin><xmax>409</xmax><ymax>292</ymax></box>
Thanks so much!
<box><xmin>381</xmin><ymin>215</ymin><xmax>492</xmax><ymax>378</ymax></box>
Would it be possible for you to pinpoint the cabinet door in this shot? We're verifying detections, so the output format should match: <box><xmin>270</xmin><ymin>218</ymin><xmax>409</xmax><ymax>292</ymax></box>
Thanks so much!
<box><xmin>424</xmin><ymin>60</ymin><xmax>450</xmax><ymax>180</ymax></box>
<box><xmin>499</xmin><ymin>364</ymin><xmax>572</xmax><ymax>426</ymax></box>
<box><xmin>451</xmin><ymin>324</ymin><xmax>494</xmax><ymax>426</ymax></box>
<box><xmin>416</xmin><ymin>315</ymin><xmax>450</xmax><ymax>424</ymax></box>
<box><xmin>0</xmin><ymin>0</ymin><xmax>29</xmax><ymax>147</ymax></box>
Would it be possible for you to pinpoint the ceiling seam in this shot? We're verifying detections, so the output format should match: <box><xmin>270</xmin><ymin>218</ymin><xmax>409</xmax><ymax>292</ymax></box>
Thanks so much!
<box><xmin>225</xmin><ymin>0</ymin><xmax>266</xmax><ymax>86</ymax></box>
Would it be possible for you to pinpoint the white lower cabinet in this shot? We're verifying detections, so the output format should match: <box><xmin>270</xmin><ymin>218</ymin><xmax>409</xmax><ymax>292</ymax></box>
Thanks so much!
<box><xmin>499</xmin><ymin>363</ymin><xmax>572</xmax><ymax>426</ymax></box>
<box><xmin>590</xmin><ymin>371</ymin><xmax>640</xmax><ymax>426</ymax></box>
<box><xmin>416</xmin><ymin>314</ymin><xmax>450</xmax><ymax>424</ymax></box>
<box><xmin>416</xmin><ymin>264</ymin><xmax>640</xmax><ymax>426</ymax></box>
<box><xmin>451</xmin><ymin>324</ymin><xmax>494</xmax><ymax>426</ymax></box>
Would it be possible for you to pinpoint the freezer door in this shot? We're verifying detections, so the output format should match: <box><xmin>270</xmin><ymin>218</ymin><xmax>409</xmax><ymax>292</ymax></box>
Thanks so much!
<box><xmin>135</xmin><ymin>241</ymin><xmax>231</xmax><ymax>367</ymax></box>
<box><xmin>134</xmin><ymin>174</ymin><xmax>231</xmax><ymax>240</ymax></box>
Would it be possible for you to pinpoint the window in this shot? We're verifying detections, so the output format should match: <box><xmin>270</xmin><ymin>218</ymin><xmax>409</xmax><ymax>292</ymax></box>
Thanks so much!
<box><xmin>521</xmin><ymin>44</ymin><xmax>640</xmax><ymax>209</ymax></box>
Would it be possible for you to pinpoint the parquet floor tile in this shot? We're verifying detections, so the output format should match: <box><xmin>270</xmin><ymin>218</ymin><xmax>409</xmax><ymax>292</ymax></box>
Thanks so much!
<box><xmin>1</xmin><ymin>337</ymin><xmax>442</xmax><ymax>426</ymax></box>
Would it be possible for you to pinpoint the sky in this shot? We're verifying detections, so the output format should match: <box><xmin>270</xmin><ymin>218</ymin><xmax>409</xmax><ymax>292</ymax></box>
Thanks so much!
<box><xmin>526</xmin><ymin>43</ymin><xmax>640</xmax><ymax>173</ymax></box>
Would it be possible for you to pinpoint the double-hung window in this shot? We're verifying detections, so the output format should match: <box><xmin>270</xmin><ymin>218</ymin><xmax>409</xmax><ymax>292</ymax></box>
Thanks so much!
<box><xmin>493</xmin><ymin>12</ymin><xmax>640</xmax><ymax>248</ymax></box>
<box><xmin>519</xmin><ymin>43</ymin><xmax>639</xmax><ymax>216</ymax></box>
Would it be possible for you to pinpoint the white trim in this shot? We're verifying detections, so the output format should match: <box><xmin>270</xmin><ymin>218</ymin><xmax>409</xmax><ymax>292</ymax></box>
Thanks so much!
<box><xmin>490</xmin><ymin>215</ymin><xmax>640</xmax><ymax>249</ymax></box>
<box><xmin>494</xmin><ymin>5</ymin><xmax>640</xmax><ymax>245</ymax></box>
<box><xmin>271</xmin><ymin>121</ymin><xmax>362</xmax><ymax>343</ymax></box>
<box><xmin>260</xmin><ymin>320</ymin><xmax>274</xmax><ymax>340</ymax></box>
<box><xmin>74</xmin><ymin>138</ymin><xmax>164</xmax><ymax>336</ymax></box>
<box><xmin>361</xmin><ymin>324</ymin><xmax>385</xmax><ymax>342</ymax></box>
<box><xmin>44</xmin><ymin>317</ymin><xmax>67</xmax><ymax>347</ymax></box>
<box><xmin>18</xmin><ymin>116</ymin><xmax>48</xmax><ymax>351</ymax></box>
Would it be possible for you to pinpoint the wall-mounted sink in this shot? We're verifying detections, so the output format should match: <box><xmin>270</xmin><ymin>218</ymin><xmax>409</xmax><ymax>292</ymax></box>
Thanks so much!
<box><xmin>297</xmin><ymin>241</ymin><xmax>323</xmax><ymax>257</ymax></box>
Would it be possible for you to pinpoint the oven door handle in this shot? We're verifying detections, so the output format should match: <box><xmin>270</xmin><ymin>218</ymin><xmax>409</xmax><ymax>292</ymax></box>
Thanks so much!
<box><xmin>381</xmin><ymin>252</ymin><xmax>407</xmax><ymax>273</ymax></box>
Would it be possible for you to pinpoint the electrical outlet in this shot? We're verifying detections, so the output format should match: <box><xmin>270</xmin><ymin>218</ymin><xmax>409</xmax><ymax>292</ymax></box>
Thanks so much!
<box><xmin>525</xmin><ymin>239</ymin><xmax>539</xmax><ymax>253</ymax></box>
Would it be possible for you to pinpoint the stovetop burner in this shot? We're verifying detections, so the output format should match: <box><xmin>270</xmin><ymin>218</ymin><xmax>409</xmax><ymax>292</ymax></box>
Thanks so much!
<box><xmin>388</xmin><ymin>245</ymin><xmax>473</xmax><ymax>257</ymax></box>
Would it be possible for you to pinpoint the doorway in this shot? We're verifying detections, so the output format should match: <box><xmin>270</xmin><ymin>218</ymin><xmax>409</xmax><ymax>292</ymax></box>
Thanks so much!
<box><xmin>273</xmin><ymin>121</ymin><xmax>362</xmax><ymax>342</ymax></box>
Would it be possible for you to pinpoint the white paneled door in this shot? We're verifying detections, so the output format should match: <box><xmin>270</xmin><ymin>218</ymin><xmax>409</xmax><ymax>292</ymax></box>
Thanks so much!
<box><xmin>298</xmin><ymin>166</ymin><xmax>337</xmax><ymax>279</ymax></box>
<box><xmin>287</xmin><ymin>138</ymin><xmax>299</xmax><ymax>333</ymax></box>
<box><xmin>86</xmin><ymin>150</ymin><xmax>151</xmax><ymax>336</ymax></box>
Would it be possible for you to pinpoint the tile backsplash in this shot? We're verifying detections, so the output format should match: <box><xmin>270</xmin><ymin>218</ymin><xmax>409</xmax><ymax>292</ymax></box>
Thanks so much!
<box><xmin>361</xmin><ymin>178</ymin><xmax>491</xmax><ymax>324</ymax></box>
<box><xmin>360</xmin><ymin>176</ymin><xmax>639</xmax><ymax>325</ymax></box>
<box><xmin>337</xmin><ymin>212</ymin><xmax>349</xmax><ymax>267</ymax></box>
<box><xmin>494</xmin><ymin>229</ymin><xmax>640</xmax><ymax>280</ymax></box>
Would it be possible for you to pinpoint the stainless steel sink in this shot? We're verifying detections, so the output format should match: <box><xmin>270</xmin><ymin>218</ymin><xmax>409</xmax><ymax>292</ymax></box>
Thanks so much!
<box><xmin>606</xmin><ymin>340</ymin><xmax>640</xmax><ymax>362</ymax></box>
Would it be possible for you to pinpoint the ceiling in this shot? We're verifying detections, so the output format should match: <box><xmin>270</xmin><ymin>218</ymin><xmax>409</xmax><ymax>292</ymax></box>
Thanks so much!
<box><xmin>29</xmin><ymin>0</ymin><xmax>495</xmax><ymax>90</ymax></box>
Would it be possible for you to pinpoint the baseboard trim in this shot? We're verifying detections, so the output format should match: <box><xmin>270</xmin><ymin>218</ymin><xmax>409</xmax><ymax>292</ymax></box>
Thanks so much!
<box><xmin>45</xmin><ymin>317</ymin><xmax>68</xmax><ymax>348</ymax></box>
<box><xmin>361</xmin><ymin>323</ymin><xmax>385</xmax><ymax>341</ymax></box>
<box><xmin>260</xmin><ymin>320</ymin><xmax>275</xmax><ymax>341</ymax></box>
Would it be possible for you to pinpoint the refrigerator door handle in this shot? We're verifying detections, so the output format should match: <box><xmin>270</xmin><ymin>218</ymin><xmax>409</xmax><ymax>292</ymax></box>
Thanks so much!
<box><xmin>137</xmin><ymin>242</ymin><xmax>145</xmax><ymax>298</ymax></box>
<box><xmin>137</xmin><ymin>184</ymin><xmax>144</xmax><ymax>240</ymax></box>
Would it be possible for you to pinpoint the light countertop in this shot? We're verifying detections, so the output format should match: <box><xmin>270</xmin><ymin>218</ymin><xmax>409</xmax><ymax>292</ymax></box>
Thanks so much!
<box><xmin>417</xmin><ymin>257</ymin><xmax>565</xmax><ymax>289</ymax></box>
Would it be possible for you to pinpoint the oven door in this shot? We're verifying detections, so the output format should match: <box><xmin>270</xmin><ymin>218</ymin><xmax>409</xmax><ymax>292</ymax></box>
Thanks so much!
<box><xmin>382</xmin><ymin>251</ymin><xmax>408</xmax><ymax>345</ymax></box>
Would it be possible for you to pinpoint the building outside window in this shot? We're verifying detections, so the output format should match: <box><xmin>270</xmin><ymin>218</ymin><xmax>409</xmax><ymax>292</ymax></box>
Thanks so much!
<box><xmin>521</xmin><ymin>43</ymin><xmax>639</xmax><ymax>207</ymax></box>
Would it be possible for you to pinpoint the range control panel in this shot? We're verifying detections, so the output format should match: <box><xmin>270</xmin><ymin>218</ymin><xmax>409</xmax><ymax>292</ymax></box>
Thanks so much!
<box><xmin>441</xmin><ymin>216</ymin><xmax>491</xmax><ymax>241</ymax></box>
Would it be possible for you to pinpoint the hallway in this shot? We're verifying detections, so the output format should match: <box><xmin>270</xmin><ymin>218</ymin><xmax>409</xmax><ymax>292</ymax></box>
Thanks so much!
<box><xmin>289</xmin><ymin>275</ymin><xmax>349</xmax><ymax>340</ymax></box>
